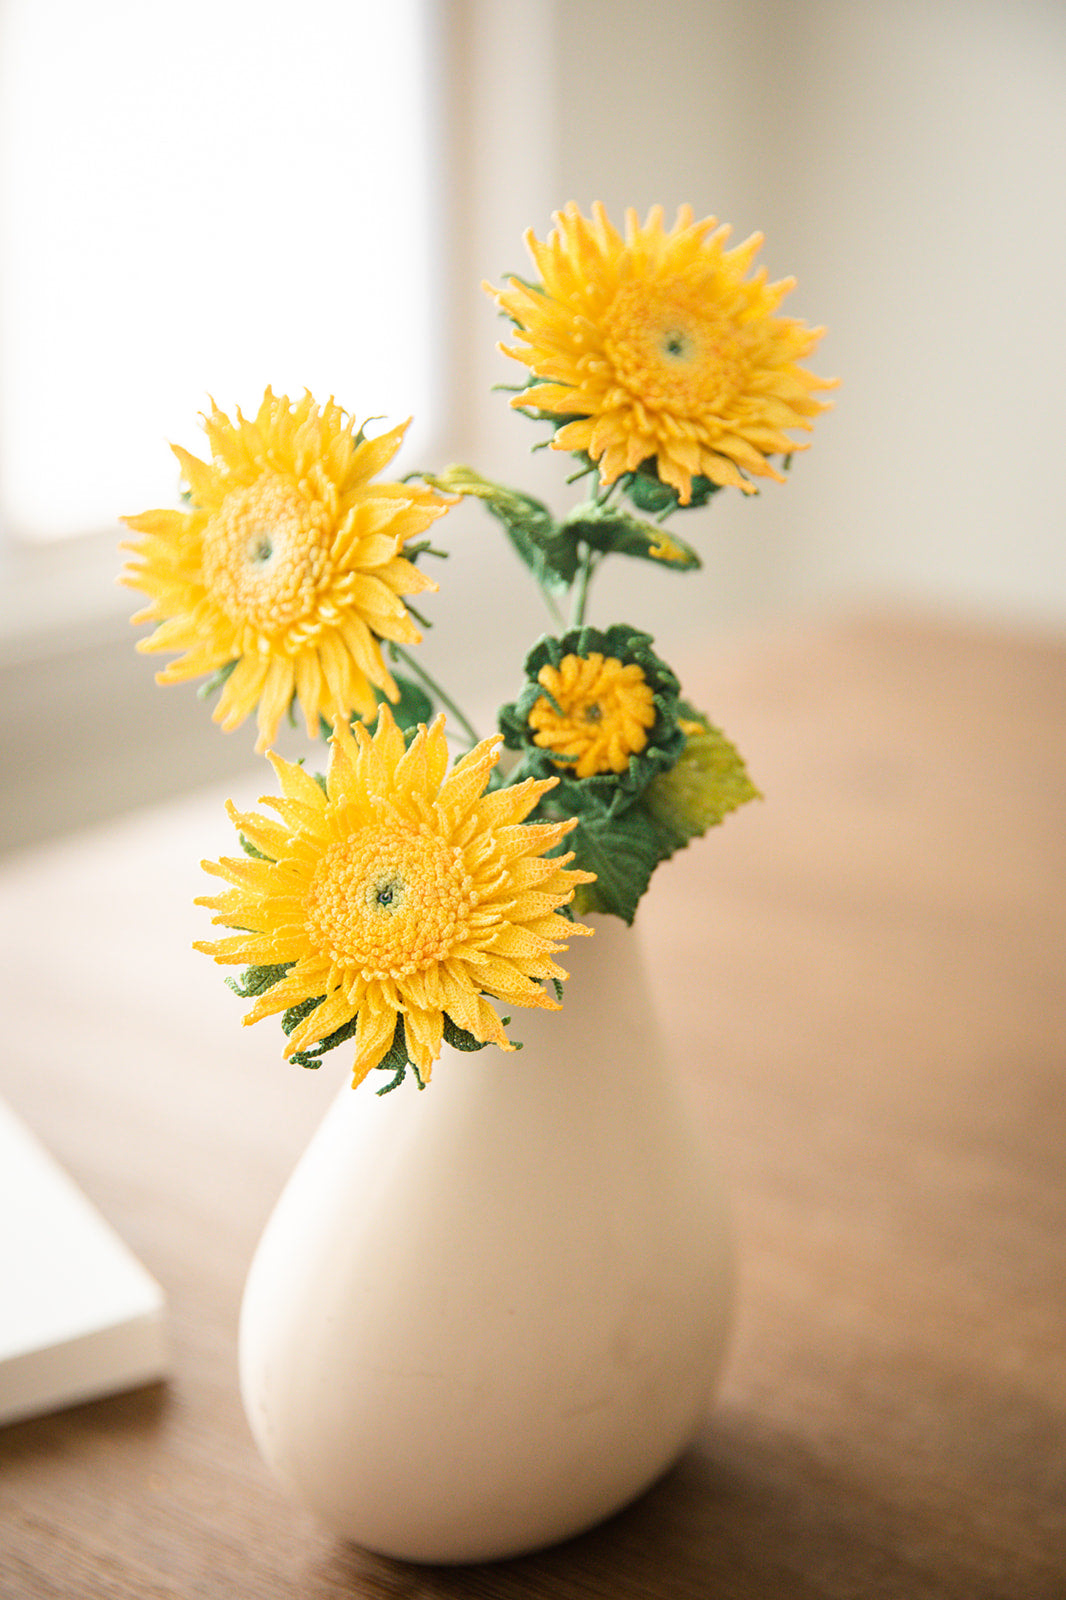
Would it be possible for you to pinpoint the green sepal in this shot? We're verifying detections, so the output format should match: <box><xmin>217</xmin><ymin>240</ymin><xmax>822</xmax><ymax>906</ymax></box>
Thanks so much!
<box><xmin>197</xmin><ymin>659</ymin><xmax>238</xmax><ymax>701</ymax></box>
<box><xmin>401</xmin><ymin>535</ymin><xmax>450</xmax><ymax>564</ymax></box>
<box><xmin>559</xmin><ymin>501</ymin><xmax>701</xmax><ymax>572</ymax></box>
<box><xmin>371</xmin><ymin>1017</ymin><xmax>419</xmax><ymax>1094</ymax></box>
<box><xmin>423</xmin><ymin>466</ymin><xmax>579</xmax><ymax>589</ymax></box>
<box><xmin>541</xmin><ymin>451</ymin><xmax>726</xmax><ymax>517</ymax></box>
<box><xmin>644</xmin><ymin>707</ymin><xmax>761</xmax><ymax>852</ymax></box>
<box><xmin>373</xmin><ymin>1012</ymin><xmax>490</xmax><ymax>1093</ymax></box>
<box><xmin>225</xmin><ymin>961</ymin><xmax>292</xmax><ymax>1000</ymax></box>
<box><xmin>287</xmin><ymin>1002</ymin><xmax>358</xmax><ymax>1073</ymax></box>
<box><xmin>282</xmin><ymin>1001</ymin><xmax>492</xmax><ymax>1088</ymax></box>
<box><xmin>219</xmin><ymin>941</ymin><xmax>498</xmax><ymax>1090</ymax></box>
<box><xmin>281</xmin><ymin>993</ymin><xmax>328</xmax><ymax>1041</ymax></box>
<box><xmin>238</xmin><ymin>833</ymin><xmax>274</xmax><ymax>862</ymax></box>
<box><xmin>442</xmin><ymin>1015</ymin><xmax>490</xmax><ymax>1053</ymax></box>
<box><xmin>499</xmin><ymin>624</ymin><xmax>685</xmax><ymax>814</ymax></box>
<box><xmin>618</xmin><ymin>462</ymin><xmax>725</xmax><ymax>516</ymax></box>
<box><xmin>498</xmin><ymin>273</ymin><xmax>544</xmax><ymax>301</ymax></box>
<box><xmin>503</xmin><ymin>370</ymin><xmax>574</xmax><ymax>428</ymax></box>
<box><xmin>351</xmin><ymin>415</ymin><xmax>387</xmax><ymax>448</ymax></box>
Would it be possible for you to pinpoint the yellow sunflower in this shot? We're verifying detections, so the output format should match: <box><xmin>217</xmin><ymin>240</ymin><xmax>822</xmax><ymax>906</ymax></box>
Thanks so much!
<box><xmin>489</xmin><ymin>202</ymin><xmax>835</xmax><ymax>505</ymax></box>
<box><xmin>500</xmin><ymin>624</ymin><xmax>685</xmax><ymax>803</ymax></box>
<box><xmin>121</xmin><ymin>390</ymin><xmax>451</xmax><ymax>751</ymax></box>
<box><xmin>195</xmin><ymin>706</ymin><xmax>595</xmax><ymax>1089</ymax></box>
<box><xmin>528</xmin><ymin>652</ymin><xmax>657</xmax><ymax>779</ymax></box>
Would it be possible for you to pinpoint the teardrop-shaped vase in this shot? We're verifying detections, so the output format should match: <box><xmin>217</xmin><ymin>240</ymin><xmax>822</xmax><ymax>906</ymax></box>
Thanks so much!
<box><xmin>238</xmin><ymin>916</ymin><xmax>734</xmax><ymax>1563</ymax></box>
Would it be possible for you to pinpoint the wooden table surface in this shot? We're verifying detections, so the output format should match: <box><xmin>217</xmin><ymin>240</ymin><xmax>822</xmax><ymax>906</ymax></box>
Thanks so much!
<box><xmin>1</xmin><ymin>611</ymin><xmax>1064</xmax><ymax>1599</ymax></box>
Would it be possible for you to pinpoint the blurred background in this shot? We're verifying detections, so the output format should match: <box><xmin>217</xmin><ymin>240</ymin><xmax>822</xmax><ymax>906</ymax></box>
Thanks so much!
<box><xmin>1</xmin><ymin>0</ymin><xmax>1064</xmax><ymax>853</ymax></box>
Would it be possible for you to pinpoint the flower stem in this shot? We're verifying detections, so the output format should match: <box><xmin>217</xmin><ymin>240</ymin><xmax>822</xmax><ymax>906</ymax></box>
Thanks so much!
<box><xmin>390</xmin><ymin>645</ymin><xmax>481</xmax><ymax>746</ymax></box>
<box><xmin>569</xmin><ymin>544</ymin><xmax>598</xmax><ymax>629</ymax></box>
<box><xmin>539</xmin><ymin>579</ymin><xmax>566</xmax><ymax>629</ymax></box>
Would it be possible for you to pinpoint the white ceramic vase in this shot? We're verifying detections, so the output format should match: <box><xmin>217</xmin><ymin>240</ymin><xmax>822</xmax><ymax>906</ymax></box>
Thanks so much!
<box><xmin>238</xmin><ymin>915</ymin><xmax>734</xmax><ymax>1564</ymax></box>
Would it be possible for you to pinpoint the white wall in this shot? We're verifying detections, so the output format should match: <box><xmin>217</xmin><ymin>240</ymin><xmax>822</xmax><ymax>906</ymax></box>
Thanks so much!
<box><xmin>750</xmin><ymin>0</ymin><xmax>1066</xmax><ymax>629</ymax></box>
<box><xmin>437</xmin><ymin>0</ymin><xmax>1066</xmax><ymax>687</ymax></box>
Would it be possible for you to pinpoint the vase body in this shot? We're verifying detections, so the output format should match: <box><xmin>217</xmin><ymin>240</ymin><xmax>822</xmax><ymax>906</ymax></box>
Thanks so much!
<box><xmin>238</xmin><ymin>917</ymin><xmax>734</xmax><ymax>1564</ymax></box>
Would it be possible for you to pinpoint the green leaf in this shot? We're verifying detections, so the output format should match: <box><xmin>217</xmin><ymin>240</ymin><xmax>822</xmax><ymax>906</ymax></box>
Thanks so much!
<box><xmin>424</xmin><ymin>466</ymin><xmax>579</xmax><ymax>588</ymax></box>
<box><xmin>644</xmin><ymin>717</ymin><xmax>761</xmax><ymax>851</ymax></box>
<box><xmin>379</xmin><ymin>675</ymin><xmax>434</xmax><ymax>731</ymax></box>
<box><xmin>559</xmin><ymin>502</ymin><xmax>701</xmax><ymax>572</ymax></box>
<box><xmin>552</xmin><ymin>788</ymin><xmax>669</xmax><ymax>925</ymax></box>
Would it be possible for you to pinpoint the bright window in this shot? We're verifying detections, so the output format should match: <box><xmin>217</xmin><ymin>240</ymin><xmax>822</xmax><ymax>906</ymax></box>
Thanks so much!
<box><xmin>0</xmin><ymin>0</ymin><xmax>437</xmax><ymax>543</ymax></box>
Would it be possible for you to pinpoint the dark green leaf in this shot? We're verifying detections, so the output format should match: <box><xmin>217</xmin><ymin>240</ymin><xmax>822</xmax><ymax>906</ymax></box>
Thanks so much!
<box><xmin>552</xmin><ymin>789</ymin><xmax>671</xmax><ymax>925</ymax></box>
<box><xmin>424</xmin><ymin>467</ymin><xmax>580</xmax><ymax>588</ymax></box>
<box><xmin>559</xmin><ymin>502</ymin><xmax>701</xmax><ymax>572</ymax></box>
<box><xmin>380</xmin><ymin>675</ymin><xmax>434</xmax><ymax>731</ymax></box>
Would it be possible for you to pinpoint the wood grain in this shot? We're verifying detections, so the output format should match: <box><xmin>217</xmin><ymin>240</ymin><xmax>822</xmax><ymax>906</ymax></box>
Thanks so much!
<box><xmin>1</xmin><ymin>610</ymin><xmax>1063</xmax><ymax>1598</ymax></box>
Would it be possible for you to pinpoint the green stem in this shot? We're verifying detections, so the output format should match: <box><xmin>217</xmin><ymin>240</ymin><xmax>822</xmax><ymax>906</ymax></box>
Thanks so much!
<box><xmin>390</xmin><ymin>645</ymin><xmax>481</xmax><ymax>747</ymax></box>
<box><xmin>594</xmin><ymin>474</ymin><xmax>620</xmax><ymax>508</ymax></box>
<box><xmin>569</xmin><ymin>543</ymin><xmax>598</xmax><ymax>629</ymax></box>
<box><xmin>539</xmin><ymin>579</ymin><xmax>566</xmax><ymax>629</ymax></box>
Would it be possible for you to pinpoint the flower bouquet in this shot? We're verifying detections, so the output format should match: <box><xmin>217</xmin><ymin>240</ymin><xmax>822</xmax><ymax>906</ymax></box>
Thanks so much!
<box><xmin>121</xmin><ymin>203</ymin><xmax>831</xmax><ymax>1562</ymax></box>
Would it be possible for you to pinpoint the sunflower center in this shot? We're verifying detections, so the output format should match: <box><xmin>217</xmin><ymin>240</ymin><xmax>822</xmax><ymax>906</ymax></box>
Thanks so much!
<box><xmin>602</xmin><ymin>279</ymin><xmax>747</xmax><ymax>414</ymax></box>
<box><xmin>528</xmin><ymin>652</ymin><xmax>657</xmax><ymax>779</ymax></box>
<box><xmin>201</xmin><ymin>473</ymin><xmax>333</xmax><ymax>636</ymax></box>
<box><xmin>304</xmin><ymin>825</ymin><xmax>478</xmax><ymax>981</ymax></box>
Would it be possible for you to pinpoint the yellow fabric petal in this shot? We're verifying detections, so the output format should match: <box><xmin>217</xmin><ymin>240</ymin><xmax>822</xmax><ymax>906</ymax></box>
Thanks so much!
<box><xmin>403</xmin><ymin>1006</ymin><xmax>444</xmax><ymax>1079</ymax></box>
<box><xmin>285</xmin><ymin>988</ymin><xmax>356</xmax><ymax>1055</ymax></box>
<box><xmin>267</xmin><ymin>750</ymin><xmax>329</xmax><ymax>813</ymax></box>
<box><xmin>351</xmin><ymin>1005</ymin><xmax>399</xmax><ymax>1088</ymax></box>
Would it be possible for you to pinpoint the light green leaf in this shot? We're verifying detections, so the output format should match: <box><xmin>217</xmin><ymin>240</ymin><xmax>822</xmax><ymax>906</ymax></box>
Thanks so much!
<box><xmin>644</xmin><ymin>718</ymin><xmax>761</xmax><ymax>850</ymax></box>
